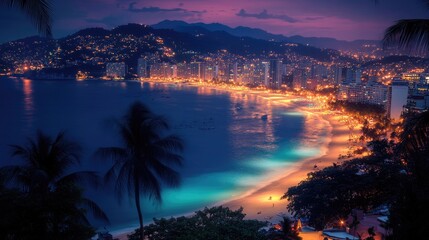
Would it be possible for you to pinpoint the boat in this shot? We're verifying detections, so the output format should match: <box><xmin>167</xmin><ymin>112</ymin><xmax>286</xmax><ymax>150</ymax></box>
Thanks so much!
<box><xmin>261</xmin><ymin>114</ymin><xmax>268</xmax><ymax>120</ymax></box>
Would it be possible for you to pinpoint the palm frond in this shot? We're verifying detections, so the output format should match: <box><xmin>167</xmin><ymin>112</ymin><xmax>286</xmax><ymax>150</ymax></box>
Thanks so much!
<box><xmin>398</xmin><ymin>111</ymin><xmax>429</xmax><ymax>155</ymax></box>
<box><xmin>150</xmin><ymin>159</ymin><xmax>181</xmax><ymax>188</ymax></box>
<box><xmin>103</xmin><ymin>162</ymin><xmax>121</xmax><ymax>185</ymax></box>
<box><xmin>152</xmin><ymin>149</ymin><xmax>184</xmax><ymax>167</ymax></box>
<box><xmin>140</xmin><ymin>169</ymin><xmax>162</xmax><ymax>204</ymax></box>
<box><xmin>58</xmin><ymin>171</ymin><xmax>101</xmax><ymax>189</ymax></box>
<box><xmin>383</xmin><ymin>19</ymin><xmax>429</xmax><ymax>53</ymax></box>
<box><xmin>95</xmin><ymin>147</ymin><xmax>128</xmax><ymax>163</ymax></box>
<box><xmin>0</xmin><ymin>165</ymin><xmax>25</xmax><ymax>184</ymax></box>
<box><xmin>154</xmin><ymin>134</ymin><xmax>185</xmax><ymax>153</ymax></box>
<box><xmin>114</xmin><ymin>160</ymin><xmax>133</xmax><ymax>202</ymax></box>
<box><xmin>145</xmin><ymin>116</ymin><xmax>169</xmax><ymax>132</ymax></box>
<box><xmin>0</xmin><ymin>0</ymin><xmax>53</xmax><ymax>37</ymax></box>
<box><xmin>80</xmin><ymin>198</ymin><xmax>110</xmax><ymax>223</ymax></box>
<box><xmin>9</xmin><ymin>144</ymin><xmax>33</xmax><ymax>168</ymax></box>
<box><xmin>119</xmin><ymin>124</ymin><xmax>136</xmax><ymax>150</ymax></box>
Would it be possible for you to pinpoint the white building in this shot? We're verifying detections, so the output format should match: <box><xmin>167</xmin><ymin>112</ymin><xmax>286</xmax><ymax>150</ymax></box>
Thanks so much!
<box><xmin>337</xmin><ymin>81</ymin><xmax>389</xmax><ymax>112</ymax></box>
<box><xmin>389</xmin><ymin>80</ymin><xmax>409</xmax><ymax>120</ymax></box>
<box><xmin>262</xmin><ymin>61</ymin><xmax>270</xmax><ymax>87</ymax></box>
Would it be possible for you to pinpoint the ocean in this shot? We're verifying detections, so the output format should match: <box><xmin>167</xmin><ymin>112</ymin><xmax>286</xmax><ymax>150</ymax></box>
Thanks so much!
<box><xmin>0</xmin><ymin>77</ymin><xmax>328</xmax><ymax>231</ymax></box>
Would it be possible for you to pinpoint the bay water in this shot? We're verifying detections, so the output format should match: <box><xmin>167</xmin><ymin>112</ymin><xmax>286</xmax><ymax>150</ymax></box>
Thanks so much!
<box><xmin>0</xmin><ymin>77</ymin><xmax>327</xmax><ymax>231</ymax></box>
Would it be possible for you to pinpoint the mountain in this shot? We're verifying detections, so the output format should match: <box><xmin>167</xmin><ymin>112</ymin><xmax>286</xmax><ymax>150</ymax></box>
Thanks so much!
<box><xmin>152</xmin><ymin>20</ymin><xmax>380</xmax><ymax>51</ymax></box>
<box><xmin>0</xmin><ymin>23</ymin><xmax>353</xmax><ymax>76</ymax></box>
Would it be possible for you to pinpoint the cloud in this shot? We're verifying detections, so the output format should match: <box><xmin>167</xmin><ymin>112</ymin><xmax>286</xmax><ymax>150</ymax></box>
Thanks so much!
<box><xmin>128</xmin><ymin>2</ymin><xmax>206</xmax><ymax>15</ymax></box>
<box><xmin>305</xmin><ymin>16</ymin><xmax>326</xmax><ymax>21</ymax></box>
<box><xmin>86</xmin><ymin>16</ymin><xmax>124</xmax><ymax>28</ymax></box>
<box><xmin>236</xmin><ymin>9</ymin><xmax>298</xmax><ymax>23</ymax></box>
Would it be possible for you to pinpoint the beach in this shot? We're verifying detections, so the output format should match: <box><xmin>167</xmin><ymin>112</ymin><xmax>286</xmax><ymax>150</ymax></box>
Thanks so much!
<box><xmin>223</xmin><ymin>112</ymin><xmax>349</xmax><ymax>223</ymax></box>
<box><xmin>112</xmin><ymin>83</ymin><xmax>351</xmax><ymax>239</ymax></box>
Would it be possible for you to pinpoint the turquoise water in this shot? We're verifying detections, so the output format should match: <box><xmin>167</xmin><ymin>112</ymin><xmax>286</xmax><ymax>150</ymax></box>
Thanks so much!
<box><xmin>0</xmin><ymin>78</ymin><xmax>328</xmax><ymax>231</ymax></box>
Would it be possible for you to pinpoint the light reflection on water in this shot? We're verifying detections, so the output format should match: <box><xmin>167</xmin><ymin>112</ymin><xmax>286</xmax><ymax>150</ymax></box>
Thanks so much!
<box><xmin>0</xmin><ymin>78</ymin><xmax>329</xmax><ymax>232</ymax></box>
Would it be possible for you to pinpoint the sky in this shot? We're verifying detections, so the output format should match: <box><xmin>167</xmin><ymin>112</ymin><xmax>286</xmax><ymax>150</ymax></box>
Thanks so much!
<box><xmin>0</xmin><ymin>0</ymin><xmax>428</xmax><ymax>43</ymax></box>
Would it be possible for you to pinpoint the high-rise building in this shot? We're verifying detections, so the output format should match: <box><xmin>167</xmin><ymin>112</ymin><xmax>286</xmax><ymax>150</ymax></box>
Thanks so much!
<box><xmin>292</xmin><ymin>68</ymin><xmax>307</xmax><ymax>89</ymax></box>
<box><xmin>190</xmin><ymin>62</ymin><xmax>204</xmax><ymax>80</ymax></box>
<box><xmin>137</xmin><ymin>58</ymin><xmax>149</xmax><ymax>78</ymax></box>
<box><xmin>150</xmin><ymin>62</ymin><xmax>172</xmax><ymax>78</ymax></box>
<box><xmin>213</xmin><ymin>64</ymin><xmax>219</xmax><ymax>81</ymax></box>
<box><xmin>228</xmin><ymin>62</ymin><xmax>238</xmax><ymax>82</ymax></box>
<box><xmin>171</xmin><ymin>65</ymin><xmax>178</xmax><ymax>78</ymax></box>
<box><xmin>204</xmin><ymin>64</ymin><xmax>215</xmax><ymax>81</ymax></box>
<box><xmin>337</xmin><ymin>81</ymin><xmax>389</xmax><ymax>112</ymax></box>
<box><xmin>334</xmin><ymin>66</ymin><xmax>346</xmax><ymax>85</ymax></box>
<box><xmin>389</xmin><ymin>80</ymin><xmax>409</xmax><ymax>120</ymax></box>
<box><xmin>269</xmin><ymin>59</ymin><xmax>282</xmax><ymax>89</ymax></box>
<box><xmin>262</xmin><ymin>61</ymin><xmax>270</xmax><ymax>87</ymax></box>
<box><xmin>106</xmin><ymin>62</ymin><xmax>127</xmax><ymax>79</ymax></box>
<box><xmin>345</xmin><ymin>67</ymin><xmax>361</xmax><ymax>84</ymax></box>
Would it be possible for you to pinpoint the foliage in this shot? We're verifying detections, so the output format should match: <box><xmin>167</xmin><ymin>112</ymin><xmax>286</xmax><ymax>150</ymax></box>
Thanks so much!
<box><xmin>381</xmin><ymin>0</ymin><xmax>429</xmax><ymax>53</ymax></box>
<box><xmin>383</xmin><ymin>19</ymin><xmax>429</xmax><ymax>54</ymax></box>
<box><xmin>0</xmin><ymin>183</ymin><xmax>97</xmax><ymax>239</ymax></box>
<box><xmin>329</xmin><ymin>101</ymin><xmax>386</xmax><ymax>120</ymax></box>
<box><xmin>0</xmin><ymin>131</ymin><xmax>106</xmax><ymax>239</ymax></box>
<box><xmin>283</xmin><ymin>155</ymin><xmax>402</xmax><ymax>230</ymax></box>
<box><xmin>127</xmin><ymin>206</ymin><xmax>267</xmax><ymax>240</ymax></box>
<box><xmin>0</xmin><ymin>0</ymin><xmax>53</xmax><ymax>37</ymax></box>
<box><xmin>97</xmin><ymin>101</ymin><xmax>184</xmax><ymax>239</ymax></box>
<box><xmin>266</xmin><ymin>216</ymin><xmax>301</xmax><ymax>240</ymax></box>
<box><xmin>386</xmin><ymin>111</ymin><xmax>429</xmax><ymax>239</ymax></box>
<box><xmin>358</xmin><ymin>227</ymin><xmax>376</xmax><ymax>240</ymax></box>
<box><xmin>284</xmin><ymin>109</ymin><xmax>429</xmax><ymax>237</ymax></box>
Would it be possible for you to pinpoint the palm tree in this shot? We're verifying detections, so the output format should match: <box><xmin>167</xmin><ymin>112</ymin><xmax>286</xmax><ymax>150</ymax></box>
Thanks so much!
<box><xmin>0</xmin><ymin>130</ymin><xmax>108</xmax><ymax>238</ymax></box>
<box><xmin>0</xmin><ymin>0</ymin><xmax>53</xmax><ymax>37</ymax></box>
<box><xmin>382</xmin><ymin>0</ymin><xmax>429</xmax><ymax>53</ymax></box>
<box><xmin>398</xmin><ymin>110</ymin><xmax>429</xmax><ymax>157</ymax></box>
<box><xmin>268</xmin><ymin>216</ymin><xmax>301</xmax><ymax>240</ymax></box>
<box><xmin>96</xmin><ymin>101</ymin><xmax>184</xmax><ymax>240</ymax></box>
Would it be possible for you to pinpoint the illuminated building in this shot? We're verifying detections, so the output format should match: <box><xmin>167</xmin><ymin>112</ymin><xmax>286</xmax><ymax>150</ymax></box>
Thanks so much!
<box><xmin>401</xmin><ymin>72</ymin><xmax>420</xmax><ymax>83</ymax></box>
<box><xmin>171</xmin><ymin>65</ymin><xmax>178</xmax><ymax>78</ymax></box>
<box><xmin>190</xmin><ymin>62</ymin><xmax>206</xmax><ymax>80</ymax></box>
<box><xmin>337</xmin><ymin>81</ymin><xmax>389</xmax><ymax>110</ymax></box>
<box><xmin>204</xmin><ymin>65</ymin><xmax>215</xmax><ymax>81</ymax></box>
<box><xmin>292</xmin><ymin>68</ymin><xmax>307</xmax><ymax>89</ymax></box>
<box><xmin>106</xmin><ymin>62</ymin><xmax>127</xmax><ymax>79</ymax></box>
<box><xmin>137</xmin><ymin>58</ymin><xmax>149</xmax><ymax>78</ymax></box>
<box><xmin>334</xmin><ymin>66</ymin><xmax>346</xmax><ymax>85</ymax></box>
<box><xmin>389</xmin><ymin>80</ymin><xmax>409</xmax><ymax>120</ymax></box>
<box><xmin>150</xmin><ymin>62</ymin><xmax>172</xmax><ymax>78</ymax></box>
<box><xmin>345</xmin><ymin>67</ymin><xmax>362</xmax><ymax>84</ymax></box>
<box><xmin>269</xmin><ymin>59</ymin><xmax>282</xmax><ymax>89</ymax></box>
<box><xmin>262</xmin><ymin>61</ymin><xmax>269</xmax><ymax>87</ymax></box>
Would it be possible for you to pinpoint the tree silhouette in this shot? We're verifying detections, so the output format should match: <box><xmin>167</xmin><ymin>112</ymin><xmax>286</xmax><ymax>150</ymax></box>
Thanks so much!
<box><xmin>0</xmin><ymin>0</ymin><xmax>52</xmax><ymax>37</ymax></box>
<box><xmin>387</xmin><ymin>111</ymin><xmax>429</xmax><ymax>239</ymax></box>
<box><xmin>97</xmin><ymin>101</ymin><xmax>184</xmax><ymax>240</ymax></box>
<box><xmin>382</xmin><ymin>0</ymin><xmax>429</xmax><ymax>53</ymax></box>
<box><xmin>0</xmin><ymin>130</ymin><xmax>107</xmax><ymax>238</ymax></box>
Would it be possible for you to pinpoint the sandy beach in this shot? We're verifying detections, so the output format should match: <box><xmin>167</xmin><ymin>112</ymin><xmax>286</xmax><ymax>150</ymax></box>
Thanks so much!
<box><xmin>113</xmin><ymin>83</ymin><xmax>351</xmax><ymax>239</ymax></box>
<box><xmin>223</xmin><ymin>112</ymin><xmax>350</xmax><ymax>223</ymax></box>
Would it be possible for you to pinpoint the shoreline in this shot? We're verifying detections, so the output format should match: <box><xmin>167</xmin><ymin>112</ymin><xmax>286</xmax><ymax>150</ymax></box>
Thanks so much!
<box><xmin>113</xmin><ymin>81</ymin><xmax>350</xmax><ymax>239</ymax></box>
<box><xmin>222</xmin><ymin>112</ymin><xmax>349</xmax><ymax>223</ymax></box>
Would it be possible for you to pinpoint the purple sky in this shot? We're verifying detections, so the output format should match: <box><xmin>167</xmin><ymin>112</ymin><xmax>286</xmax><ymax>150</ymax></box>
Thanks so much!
<box><xmin>0</xmin><ymin>0</ymin><xmax>428</xmax><ymax>43</ymax></box>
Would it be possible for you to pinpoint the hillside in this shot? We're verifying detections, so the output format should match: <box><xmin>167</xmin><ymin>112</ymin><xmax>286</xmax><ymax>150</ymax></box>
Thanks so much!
<box><xmin>0</xmin><ymin>23</ymin><xmax>346</xmax><ymax>75</ymax></box>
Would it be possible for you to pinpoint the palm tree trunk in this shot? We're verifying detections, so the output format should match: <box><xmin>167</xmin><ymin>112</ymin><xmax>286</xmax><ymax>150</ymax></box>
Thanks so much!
<box><xmin>134</xmin><ymin>181</ymin><xmax>144</xmax><ymax>240</ymax></box>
